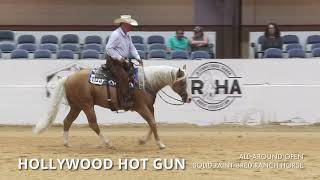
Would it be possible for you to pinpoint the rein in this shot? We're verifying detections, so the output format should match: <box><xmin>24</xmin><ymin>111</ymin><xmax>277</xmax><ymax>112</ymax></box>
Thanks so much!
<box><xmin>158</xmin><ymin>90</ymin><xmax>185</xmax><ymax>106</ymax></box>
<box><xmin>138</xmin><ymin>62</ymin><xmax>185</xmax><ymax>106</ymax></box>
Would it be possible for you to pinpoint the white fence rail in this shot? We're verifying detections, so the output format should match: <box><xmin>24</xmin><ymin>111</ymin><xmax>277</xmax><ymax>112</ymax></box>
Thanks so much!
<box><xmin>1</xmin><ymin>59</ymin><xmax>320</xmax><ymax>126</ymax></box>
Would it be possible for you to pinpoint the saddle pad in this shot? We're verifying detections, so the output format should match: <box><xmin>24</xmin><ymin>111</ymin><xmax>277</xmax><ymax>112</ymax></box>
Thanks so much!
<box><xmin>88</xmin><ymin>66</ymin><xmax>139</xmax><ymax>87</ymax></box>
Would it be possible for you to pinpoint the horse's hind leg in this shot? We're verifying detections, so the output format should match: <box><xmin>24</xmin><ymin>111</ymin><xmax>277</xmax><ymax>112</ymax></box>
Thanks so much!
<box><xmin>63</xmin><ymin>107</ymin><xmax>81</xmax><ymax>147</ymax></box>
<box><xmin>83</xmin><ymin>106</ymin><xmax>114</xmax><ymax>148</ymax></box>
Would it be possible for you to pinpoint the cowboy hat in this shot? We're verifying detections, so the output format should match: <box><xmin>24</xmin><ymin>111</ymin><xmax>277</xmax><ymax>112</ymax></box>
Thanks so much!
<box><xmin>114</xmin><ymin>15</ymin><xmax>138</xmax><ymax>26</ymax></box>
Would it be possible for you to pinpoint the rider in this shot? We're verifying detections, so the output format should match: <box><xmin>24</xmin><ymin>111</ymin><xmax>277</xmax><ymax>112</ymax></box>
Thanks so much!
<box><xmin>105</xmin><ymin>15</ymin><xmax>143</xmax><ymax>109</ymax></box>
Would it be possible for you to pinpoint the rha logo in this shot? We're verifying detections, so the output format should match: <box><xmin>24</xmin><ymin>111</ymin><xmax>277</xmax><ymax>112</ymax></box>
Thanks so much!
<box><xmin>190</xmin><ymin>62</ymin><xmax>242</xmax><ymax>111</ymax></box>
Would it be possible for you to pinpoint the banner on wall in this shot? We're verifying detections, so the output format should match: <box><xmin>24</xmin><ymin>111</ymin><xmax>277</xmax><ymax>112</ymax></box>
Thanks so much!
<box><xmin>1</xmin><ymin>59</ymin><xmax>320</xmax><ymax>125</ymax></box>
<box><xmin>190</xmin><ymin>62</ymin><xmax>242</xmax><ymax>111</ymax></box>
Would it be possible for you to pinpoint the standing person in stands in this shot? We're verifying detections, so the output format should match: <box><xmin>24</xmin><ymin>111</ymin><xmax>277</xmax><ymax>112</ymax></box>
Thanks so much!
<box><xmin>189</xmin><ymin>26</ymin><xmax>210</xmax><ymax>52</ymax></box>
<box><xmin>261</xmin><ymin>23</ymin><xmax>283</xmax><ymax>51</ymax></box>
<box><xmin>166</xmin><ymin>29</ymin><xmax>189</xmax><ymax>52</ymax></box>
<box><xmin>105</xmin><ymin>15</ymin><xmax>143</xmax><ymax>110</ymax></box>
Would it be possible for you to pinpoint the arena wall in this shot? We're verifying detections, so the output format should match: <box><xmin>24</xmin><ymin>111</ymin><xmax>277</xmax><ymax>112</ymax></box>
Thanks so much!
<box><xmin>242</xmin><ymin>0</ymin><xmax>320</xmax><ymax>25</ymax></box>
<box><xmin>1</xmin><ymin>59</ymin><xmax>320</xmax><ymax>126</ymax></box>
<box><xmin>0</xmin><ymin>0</ymin><xmax>194</xmax><ymax>25</ymax></box>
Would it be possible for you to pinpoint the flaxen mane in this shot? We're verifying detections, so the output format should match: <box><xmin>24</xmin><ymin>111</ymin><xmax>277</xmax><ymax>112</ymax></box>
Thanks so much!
<box><xmin>138</xmin><ymin>65</ymin><xmax>183</xmax><ymax>92</ymax></box>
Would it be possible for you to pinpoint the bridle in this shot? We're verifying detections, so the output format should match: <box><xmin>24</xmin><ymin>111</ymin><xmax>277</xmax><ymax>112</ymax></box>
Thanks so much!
<box><xmin>138</xmin><ymin>62</ymin><xmax>186</xmax><ymax>106</ymax></box>
<box><xmin>158</xmin><ymin>89</ymin><xmax>185</xmax><ymax>106</ymax></box>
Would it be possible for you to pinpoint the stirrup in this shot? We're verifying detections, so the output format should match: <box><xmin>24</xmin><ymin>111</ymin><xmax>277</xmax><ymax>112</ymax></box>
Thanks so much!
<box><xmin>129</xmin><ymin>82</ymin><xmax>134</xmax><ymax>89</ymax></box>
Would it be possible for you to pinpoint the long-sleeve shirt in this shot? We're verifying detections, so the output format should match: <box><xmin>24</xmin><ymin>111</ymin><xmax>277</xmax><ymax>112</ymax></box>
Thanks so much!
<box><xmin>166</xmin><ymin>36</ymin><xmax>189</xmax><ymax>51</ymax></box>
<box><xmin>261</xmin><ymin>37</ymin><xmax>283</xmax><ymax>51</ymax></box>
<box><xmin>105</xmin><ymin>27</ymin><xmax>140</xmax><ymax>60</ymax></box>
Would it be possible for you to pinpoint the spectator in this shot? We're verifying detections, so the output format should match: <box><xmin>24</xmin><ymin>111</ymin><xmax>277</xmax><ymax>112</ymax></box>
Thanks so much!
<box><xmin>166</xmin><ymin>29</ymin><xmax>189</xmax><ymax>52</ymax></box>
<box><xmin>189</xmin><ymin>26</ymin><xmax>209</xmax><ymax>52</ymax></box>
<box><xmin>261</xmin><ymin>23</ymin><xmax>283</xmax><ymax>51</ymax></box>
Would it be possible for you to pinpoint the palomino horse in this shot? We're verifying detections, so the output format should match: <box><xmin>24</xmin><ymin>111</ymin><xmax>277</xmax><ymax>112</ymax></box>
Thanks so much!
<box><xmin>33</xmin><ymin>64</ymin><xmax>192</xmax><ymax>149</ymax></box>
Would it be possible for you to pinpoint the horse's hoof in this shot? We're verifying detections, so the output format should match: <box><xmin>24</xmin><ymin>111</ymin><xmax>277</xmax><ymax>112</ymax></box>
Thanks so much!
<box><xmin>105</xmin><ymin>143</ymin><xmax>116</xmax><ymax>150</ymax></box>
<box><xmin>158</xmin><ymin>143</ymin><xmax>166</xmax><ymax>149</ymax></box>
<box><xmin>138</xmin><ymin>139</ymin><xmax>146</xmax><ymax>145</ymax></box>
<box><xmin>63</xmin><ymin>144</ymin><xmax>70</xmax><ymax>148</ymax></box>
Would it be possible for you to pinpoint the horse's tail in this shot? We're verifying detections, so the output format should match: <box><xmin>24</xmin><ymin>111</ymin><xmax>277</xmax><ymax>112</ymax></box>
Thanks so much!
<box><xmin>33</xmin><ymin>76</ymin><xmax>68</xmax><ymax>134</ymax></box>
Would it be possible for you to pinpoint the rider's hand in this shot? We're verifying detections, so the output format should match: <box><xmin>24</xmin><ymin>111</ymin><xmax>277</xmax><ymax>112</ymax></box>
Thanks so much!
<box><xmin>137</xmin><ymin>59</ymin><xmax>143</xmax><ymax>66</ymax></box>
<box><xmin>120</xmin><ymin>58</ymin><xmax>129</xmax><ymax>64</ymax></box>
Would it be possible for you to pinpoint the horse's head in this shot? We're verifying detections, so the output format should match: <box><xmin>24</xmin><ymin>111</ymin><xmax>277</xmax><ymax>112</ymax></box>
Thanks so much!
<box><xmin>172</xmin><ymin>65</ymin><xmax>192</xmax><ymax>103</ymax></box>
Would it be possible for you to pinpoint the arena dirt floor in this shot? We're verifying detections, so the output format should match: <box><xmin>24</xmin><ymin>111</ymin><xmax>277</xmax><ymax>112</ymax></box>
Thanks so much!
<box><xmin>0</xmin><ymin>124</ymin><xmax>320</xmax><ymax>180</ymax></box>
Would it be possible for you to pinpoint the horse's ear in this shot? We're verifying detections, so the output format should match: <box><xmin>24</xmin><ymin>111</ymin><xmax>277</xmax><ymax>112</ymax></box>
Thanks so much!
<box><xmin>182</xmin><ymin>64</ymin><xmax>186</xmax><ymax>70</ymax></box>
<box><xmin>177</xmin><ymin>68</ymin><xmax>184</xmax><ymax>78</ymax></box>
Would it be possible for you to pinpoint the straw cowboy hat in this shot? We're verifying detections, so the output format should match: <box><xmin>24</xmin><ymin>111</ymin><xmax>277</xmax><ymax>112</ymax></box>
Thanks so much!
<box><xmin>114</xmin><ymin>15</ymin><xmax>138</xmax><ymax>26</ymax></box>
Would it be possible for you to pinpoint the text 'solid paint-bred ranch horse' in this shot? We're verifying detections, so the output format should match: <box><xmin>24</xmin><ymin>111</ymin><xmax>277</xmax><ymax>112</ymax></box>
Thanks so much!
<box><xmin>33</xmin><ymin>64</ymin><xmax>192</xmax><ymax>149</ymax></box>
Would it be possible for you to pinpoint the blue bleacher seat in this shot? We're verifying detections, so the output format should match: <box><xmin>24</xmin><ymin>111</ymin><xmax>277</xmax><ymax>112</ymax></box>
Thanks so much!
<box><xmin>131</xmin><ymin>35</ymin><xmax>144</xmax><ymax>44</ymax></box>
<box><xmin>147</xmin><ymin>35</ymin><xmax>165</xmax><ymax>44</ymax></box>
<box><xmin>83</xmin><ymin>44</ymin><xmax>102</xmax><ymax>53</ymax></box>
<box><xmin>286</xmin><ymin>43</ymin><xmax>303</xmax><ymax>51</ymax></box>
<box><xmin>137</xmin><ymin>50</ymin><xmax>146</xmax><ymax>59</ymax></box>
<box><xmin>306</xmin><ymin>35</ymin><xmax>320</xmax><ymax>51</ymax></box>
<box><xmin>312</xmin><ymin>48</ymin><xmax>320</xmax><ymax>57</ymax></box>
<box><xmin>263</xmin><ymin>48</ymin><xmax>283</xmax><ymax>58</ymax></box>
<box><xmin>288</xmin><ymin>49</ymin><xmax>305</xmax><ymax>58</ymax></box>
<box><xmin>85</xmin><ymin>36</ymin><xmax>102</xmax><ymax>44</ymax></box>
<box><xmin>149</xmin><ymin>50</ymin><xmax>167</xmax><ymax>59</ymax></box>
<box><xmin>57</xmin><ymin>50</ymin><xmax>74</xmax><ymax>59</ymax></box>
<box><xmin>17</xmin><ymin>43</ymin><xmax>37</xmax><ymax>52</ymax></box>
<box><xmin>149</xmin><ymin>43</ymin><xmax>167</xmax><ymax>51</ymax></box>
<box><xmin>61</xmin><ymin>34</ymin><xmax>79</xmax><ymax>44</ymax></box>
<box><xmin>134</xmin><ymin>43</ymin><xmax>145</xmax><ymax>51</ymax></box>
<box><xmin>41</xmin><ymin>35</ymin><xmax>58</xmax><ymax>44</ymax></box>
<box><xmin>34</xmin><ymin>50</ymin><xmax>52</xmax><ymax>59</ymax></box>
<box><xmin>60</xmin><ymin>44</ymin><xmax>80</xmax><ymax>52</ymax></box>
<box><xmin>81</xmin><ymin>49</ymin><xmax>100</xmax><ymax>59</ymax></box>
<box><xmin>307</xmin><ymin>35</ymin><xmax>320</xmax><ymax>44</ymax></box>
<box><xmin>282</xmin><ymin>35</ymin><xmax>299</xmax><ymax>44</ymax></box>
<box><xmin>39</xmin><ymin>44</ymin><xmax>58</xmax><ymax>53</ymax></box>
<box><xmin>311</xmin><ymin>43</ymin><xmax>320</xmax><ymax>50</ymax></box>
<box><xmin>0</xmin><ymin>30</ymin><xmax>14</xmax><ymax>42</ymax></box>
<box><xmin>0</xmin><ymin>42</ymin><xmax>16</xmax><ymax>53</ymax></box>
<box><xmin>17</xmin><ymin>35</ymin><xmax>36</xmax><ymax>44</ymax></box>
<box><xmin>11</xmin><ymin>49</ymin><xmax>28</xmax><ymax>59</ymax></box>
<box><xmin>191</xmin><ymin>51</ymin><xmax>210</xmax><ymax>60</ymax></box>
<box><xmin>171</xmin><ymin>50</ymin><xmax>189</xmax><ymax>59</ymax></box>
<box><xmin>130</xmin><ymin>50</ymin><xmax>146</xmax><ymax>60</ymax></box>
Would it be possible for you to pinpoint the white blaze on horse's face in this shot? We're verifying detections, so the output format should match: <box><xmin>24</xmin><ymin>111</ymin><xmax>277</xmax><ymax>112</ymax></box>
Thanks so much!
<box><xmin>172</xmin><ymin>65</ymin><xmax>192</xmax><ymax>103</ymax></box>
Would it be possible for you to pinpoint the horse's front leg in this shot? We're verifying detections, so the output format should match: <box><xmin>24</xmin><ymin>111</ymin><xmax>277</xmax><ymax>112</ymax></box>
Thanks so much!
<box><xmin>137</xmin><ymin>105</ymin><xmax>165</xmax><ymax>149</ymax></box>
<box><xmin>138</xmin><ymin>106</ymin><xmax>154</xmax><ymax>145</ymax></box>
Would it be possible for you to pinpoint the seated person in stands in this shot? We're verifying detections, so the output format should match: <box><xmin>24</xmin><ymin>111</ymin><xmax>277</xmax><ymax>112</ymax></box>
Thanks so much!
<box><xmin>261</xmin><ymin>23</ymin><xmax>283</xmax><ymax>51</ymax></box>
<box><xmin>189</xmin><ymin>26</ymin><xmax>210</xmax><ymax>52</ymax></box>
<box><xmin>166</xmin><ymin>29</ymin><xmax>189</xmax><ymax>52</ymax></box>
